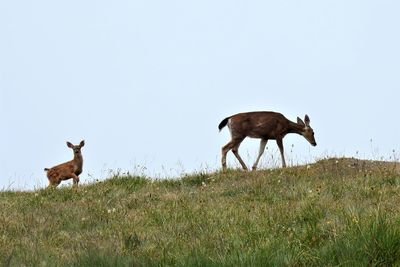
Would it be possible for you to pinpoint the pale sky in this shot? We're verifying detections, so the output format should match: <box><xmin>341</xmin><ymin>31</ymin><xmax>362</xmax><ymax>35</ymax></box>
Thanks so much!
<box><xmin>1</xmin><ymin>1</ymin><xmax>399</xmax><ymax>190</ymax></box>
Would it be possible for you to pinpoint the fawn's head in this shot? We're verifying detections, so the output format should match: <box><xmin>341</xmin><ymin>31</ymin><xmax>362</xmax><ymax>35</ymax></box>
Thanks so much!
<box><xmin>297</xmin><ymin>115</ymin><xmax>317</xmax><ymax>146</ymax></box>
<box><xmin>67</xmin><ymin>140</ymin><xmax>85</xmax><ymax>156</ymax></box>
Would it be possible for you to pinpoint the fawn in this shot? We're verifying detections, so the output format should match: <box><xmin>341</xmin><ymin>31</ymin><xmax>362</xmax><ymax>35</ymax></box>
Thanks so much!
<box><xmin>44</xmin><ymin>140</ymin><xmax>85</xmax><ymax>188</ymax></box>
<box><xmin>219</xmin><ymin>111</ymin><xmax>316</xmax><ymax>171</ymax></box>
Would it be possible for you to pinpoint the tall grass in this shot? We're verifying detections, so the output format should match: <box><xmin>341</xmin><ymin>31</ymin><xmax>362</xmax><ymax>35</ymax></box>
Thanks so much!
<box><xmin>0</xmin><ymin>158</ymin><xmax>399</xmax><ymax>266</ymax></box>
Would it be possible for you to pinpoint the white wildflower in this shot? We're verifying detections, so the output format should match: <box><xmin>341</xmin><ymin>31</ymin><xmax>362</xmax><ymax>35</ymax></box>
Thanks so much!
<box><xmin>107</xmin><ymin>208</ymin><xmax>116</xmax><ymax>214</ymax></box>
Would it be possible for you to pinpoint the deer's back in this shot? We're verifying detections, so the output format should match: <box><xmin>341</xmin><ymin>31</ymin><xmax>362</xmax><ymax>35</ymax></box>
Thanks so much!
<box><xmin>46</xmin><ymin>161</ymin><xmax>80</xmax><ymax>180</ymax></box>
<box><xmin>229</xmin><ymin>111</ymin><xmax>290</xmax><ymax>139</ymax></box>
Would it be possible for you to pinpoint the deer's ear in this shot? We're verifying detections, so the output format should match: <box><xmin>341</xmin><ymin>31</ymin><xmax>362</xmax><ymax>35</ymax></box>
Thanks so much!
<box><xmin>66</xmin><ymin>142</ymin><xmax>73</xmax><ymax>148</ymax></box>
<box><xmin>297</xmin><ymin>117</ymin><xmax>305</xmax><ymax>126</ymax></box>
<box><xmin>80</xmin><ymin>140</ymin><xmax>85</xmax><ymax>147</ymax></box>
<box><xmin>304</xmin><ymin>115</ymin><xmax>310</xmax><ymax>126</ymax></box>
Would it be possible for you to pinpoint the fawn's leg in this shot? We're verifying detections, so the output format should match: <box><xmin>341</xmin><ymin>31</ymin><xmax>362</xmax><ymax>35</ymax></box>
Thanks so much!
<box><xmin>71</xmin><ymin>173</ymin><xmax>80</xmax><ymax>187</ymax></box>
<box><xmin>47</xmin><ymin>178</ymin><xmax>60</xmax><ymax>189</ymax></box>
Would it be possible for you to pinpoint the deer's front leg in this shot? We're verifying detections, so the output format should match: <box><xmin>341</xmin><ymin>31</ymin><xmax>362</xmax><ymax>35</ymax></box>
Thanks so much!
<box><xmin>252</xmin><ymin>139</ymin><xmax>268</xmax><ymax>171</ymax></box>
<box><xmin>276</xmin><ymin>138</ymin><xmax>286</xmax><ymax>168</ymax></box>
<box><xmin>71</xmin><ymin>173</ymin><xmax>80</xmax><ymax>187</ymax></box>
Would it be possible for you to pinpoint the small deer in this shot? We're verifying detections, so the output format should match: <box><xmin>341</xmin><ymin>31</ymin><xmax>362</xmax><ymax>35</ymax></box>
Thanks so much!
<box><xmin>44</xmin><ymin>140</ymin><xmax>85</xmax><ymax>188</ymax></box>
<box><xmin>219</xmin><ymin>111</ymin><xmax>316</xmax><ymax>171</ymax></box>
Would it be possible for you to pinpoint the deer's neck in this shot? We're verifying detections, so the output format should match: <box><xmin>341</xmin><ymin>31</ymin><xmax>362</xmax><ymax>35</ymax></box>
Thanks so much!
<box><xmin>73</xmin><ymin>153</ymin><xmax>83</xmax><ymax>169</ymax></box>
<box><xmin>287</xmin><ymin>121</ymin><xmax>304</xmax><ymax>135</ymax></box>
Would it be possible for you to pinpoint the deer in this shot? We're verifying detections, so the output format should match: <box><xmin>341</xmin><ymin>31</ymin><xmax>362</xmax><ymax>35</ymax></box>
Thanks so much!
<box><xmin>218</xmin><ymin>111</ymin><xmax>316</xmax><ymax>171</ymax></box>
<box><xmin>44</xmin><ymin>140</ymin><xmax>85</xmax><ymax>188</ymax></box>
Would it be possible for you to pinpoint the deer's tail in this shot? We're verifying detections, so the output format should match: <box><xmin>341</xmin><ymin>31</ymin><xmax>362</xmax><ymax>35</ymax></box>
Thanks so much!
<box><xmin>218</xmin><ymin>117</ymin><xmax>230</xmax><ymax>132</ymax></box>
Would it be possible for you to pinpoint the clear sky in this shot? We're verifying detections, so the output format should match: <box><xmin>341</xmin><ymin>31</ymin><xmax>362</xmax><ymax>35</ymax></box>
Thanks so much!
<box><xmin>1</xmin><ymin>0</ymin><xmax>399</xmax><ymax>190</ymax></box>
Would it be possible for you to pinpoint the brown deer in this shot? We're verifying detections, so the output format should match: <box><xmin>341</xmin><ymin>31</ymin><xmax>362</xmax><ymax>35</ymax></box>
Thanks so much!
<box><xmin>44</xmin><ymin>140</ymin><xmax>85</xmax><ymax>188</ymax></box>
<box><xmin>219</xmin><ymin>112</ymin><xmax>316</xmax><ymax>171</ymax></box>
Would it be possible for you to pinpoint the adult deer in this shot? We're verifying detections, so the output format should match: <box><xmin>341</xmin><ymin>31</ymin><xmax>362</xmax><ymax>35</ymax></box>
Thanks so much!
<box><xmin>218</xmin><ymin>112</ymin><xmax>316</xmax><ymax>171</ymax></box>
<box><xmin>44</xmin><ymin>140</ymin><xmax>85</xmax><ymax>188</ymax></box>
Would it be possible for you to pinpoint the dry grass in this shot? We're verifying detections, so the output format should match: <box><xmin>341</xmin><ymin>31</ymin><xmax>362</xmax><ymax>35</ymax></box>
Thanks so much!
<box><xmin>0</xmin><ymin>157</ymin><xmax>399</xmax><ymax>266</ymax></box>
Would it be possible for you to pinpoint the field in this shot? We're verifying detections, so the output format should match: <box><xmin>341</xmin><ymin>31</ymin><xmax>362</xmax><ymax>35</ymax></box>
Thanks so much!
<box><xmin>1</xmin><ymin>158</ymin><xmax>400</xmax><ymax>266</ymax></box>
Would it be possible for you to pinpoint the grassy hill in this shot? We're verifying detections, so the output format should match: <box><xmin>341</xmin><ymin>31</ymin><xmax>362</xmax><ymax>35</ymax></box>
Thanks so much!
<box><xmin>1</xmin><ymin>158</ymin><xmax>400</xmax><ymax>266</ymax></box>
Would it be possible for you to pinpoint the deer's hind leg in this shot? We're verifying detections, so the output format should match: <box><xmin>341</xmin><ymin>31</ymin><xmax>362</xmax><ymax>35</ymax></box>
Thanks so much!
<box><xmin>46</xmin><ymin>171</ymin><xmax>61</xmax><ymax>188</ymax></box>
<box><xmin>232</xmin><ymin>140</ymin><xmax>248</xmax><ymax>171</ymax></box>
<box><xmin>222</xmin><ymin>137</ymin><xmax>247</xmax><ymax>170</ymax></box>
<box><xmin>222</xmin><ymin>141</ymin><xmax>234</xmax><ymax>170</ymax></box>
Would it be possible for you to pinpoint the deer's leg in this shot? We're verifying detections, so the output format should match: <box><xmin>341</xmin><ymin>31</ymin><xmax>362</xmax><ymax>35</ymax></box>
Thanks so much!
<box><xmin>222</xmin><ymin>140</ymin><xmax>235</xmax><ymax>170</ymax></box>
<box><xmin>47</xmin><ymin>173</ymin><xmax>60</xmax><ymax>189</ymax></box>
<box><xmin>276</xmin><ymin>138</ymin><xmax>286</xmax><ymax>168</ymax></box>
<box><xmin>222</xmin><ymin>137</ymin><xmax>246</xmax><ymax>170</ymax></box>
<box><xmin>231</xmin><ymin>138</ymin><xmax>248</xmax><ymax>171</ymax></box>
<box><xmin>47</xmin><ymin>180</ymin><xmax>60</xmax><ymax>189</ymax></box>
<box><xmin>252</xmin><ymin>139</ymin><xmax>268</xmax><ymax>171</ymax></box>
<box><xmin>71</xmin><ymin>173</ymin><xmax>80</xmax><ymax>187</ymax></box>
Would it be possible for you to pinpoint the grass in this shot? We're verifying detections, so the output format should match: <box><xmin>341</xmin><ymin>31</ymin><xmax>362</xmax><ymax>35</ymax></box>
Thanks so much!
<box><xmin>1</xmin><ymin>157</ymin><xmax>400</xmax><ymax>266</ymax></box>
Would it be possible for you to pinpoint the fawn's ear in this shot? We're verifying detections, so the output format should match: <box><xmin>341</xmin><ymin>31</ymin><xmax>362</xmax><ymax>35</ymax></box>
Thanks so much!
<box><xmin>80</xmin><ymin>140</ymin><xmax>85</xmax><ymax>147</ymax></box>
<box><xmin>297</xmin><ymin>117</ymin><xmax>305</xmax><ymax>126</ymax></box>
<box><xmin>66</xmin><ymin>141</ymin><xmax>73</xmax><ymax>148</ymax></box>
<box><xmin>304</xmin><ymin>115</ymin><xmax>310</xmax><ymax>126</ymax></box>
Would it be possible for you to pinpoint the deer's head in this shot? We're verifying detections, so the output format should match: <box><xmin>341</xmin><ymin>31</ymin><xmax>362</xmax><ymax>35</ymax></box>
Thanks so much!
<box><xmin>297</xmin><ymin>115</ymin><xmax>317</xmax><ymax>146</ymax></box>
<box><xmin>67</xmin><ymin>140</ymin><xmax>85</xmax><ymax>155</ymax></box>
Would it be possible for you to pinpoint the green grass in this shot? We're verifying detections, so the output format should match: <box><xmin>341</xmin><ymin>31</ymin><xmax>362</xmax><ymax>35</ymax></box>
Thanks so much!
<box><xmin>1</xmin><ymin>158</ymin><xmax>400</xmax><ymax>266</ymax></box>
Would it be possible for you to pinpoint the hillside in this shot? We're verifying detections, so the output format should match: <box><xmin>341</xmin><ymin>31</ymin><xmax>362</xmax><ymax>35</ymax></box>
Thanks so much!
<box><xmin>1</xmin><ymin>158</ymin><xmax>399</xmax><ymax>266</ymax></box>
